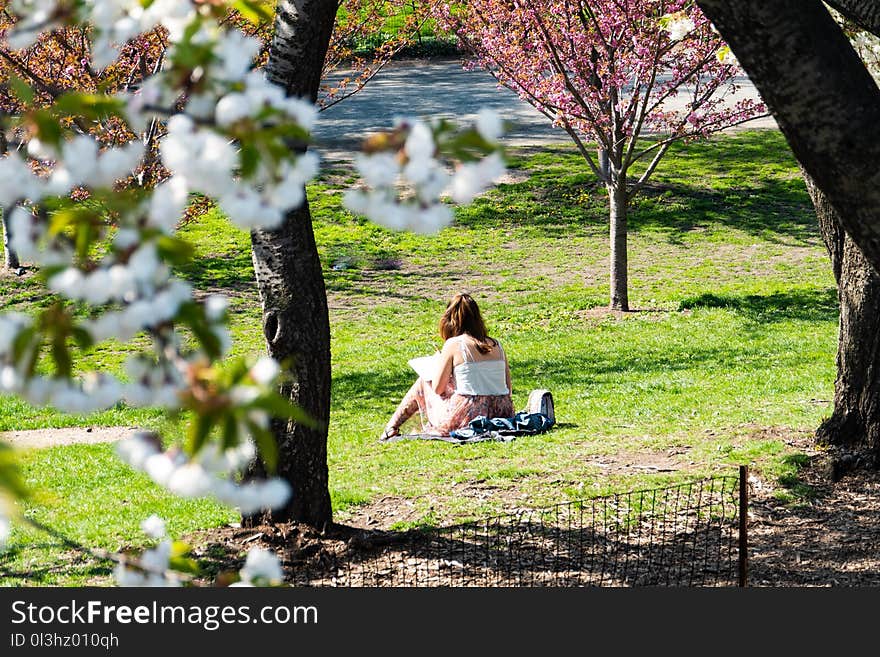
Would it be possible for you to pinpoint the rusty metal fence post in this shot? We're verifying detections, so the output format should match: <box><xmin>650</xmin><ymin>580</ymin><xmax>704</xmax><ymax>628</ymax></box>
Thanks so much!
<box><xmin>738</xmin><ymin>465</ymin><xmax>749</xmax><ymax>587</ymax></box>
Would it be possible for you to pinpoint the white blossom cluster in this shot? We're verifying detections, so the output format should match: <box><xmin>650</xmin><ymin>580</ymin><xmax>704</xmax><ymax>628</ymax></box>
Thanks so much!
<box><xmin>151</xmin><ymin>85</ymin><xmax>319</xmax><ymax>234</ymax></box>
<box><xmin>2</xmin><ymin>0</ymin><xmax>58</xmax><ymax>50</ymax></box>
<box><xmin>343</xmin><ymin>110</ymin><xmax>506</xmax><ymax>234</ymax></box>
<box><xmin>114</xmin><ymin>538</ymin><xmax>181</xmax><ymax>587</ymax></box>
<box><xmin>114</xmin><ymin>514</ymin><xmax>283</xmax><ymax>587</ymax></box>
<box><xmin>0</xmin><ymin>156</ymin><xmax>48</xmax><ymax>209</ymax></box>
<box><xmin>4</xmin><ymin>206</ymin><xmax>70</xmax><ymax>268</ymax></box>
<box><xmin>159</xmin><ymin>110</ymin><xmax>320</xmax><ymax>232</ymax></box>
<box><xmin>44</xmin><ymin>137</ymin><xmax>144</xmax><ymax>195</ymax></box>
<box><xmin>232</xmin><ymin>547</ymin><xmax>284</xmax><ymax>586</ymax></box>
<box><xmin>2</xmin><ymin>0</ymin><xmax>195</xmax><ymax>64</ymax></box>
<box><xmin>116</xmin><ymin>433</ymin><xmax>291</xmax><ymax>514</ymax></box>
<box><xmin>0</xmin><ymin>369</ymin><xmax>165</xmax><ymax>414</ymax></box>
<box><xmin>2</xmin><ymin>0</ymin><xmax>321</xmax><ymax>236</ymax></box>
<box><xmin>662</xmin><ymin>13</ymin><xmax>696</xmax><ymax>42</ymax></box>
<box><xmin>114</xmin><ymin>513</ymin><xmax>180</xmax><ymax>586</ymax></box>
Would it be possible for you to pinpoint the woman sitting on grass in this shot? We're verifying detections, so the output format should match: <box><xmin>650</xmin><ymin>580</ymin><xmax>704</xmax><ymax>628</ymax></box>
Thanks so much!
<box><xmin>381</xmin><ymin>293</ymin><xmax>514</xmax><ymax>440</ymax></box>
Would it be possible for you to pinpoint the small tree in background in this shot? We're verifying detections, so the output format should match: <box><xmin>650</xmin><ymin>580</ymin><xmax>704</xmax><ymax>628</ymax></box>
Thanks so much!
<box><xmin>440</xmin><ymin>0</ymin><xmax>765</xmax><ymax>310</ymax></box>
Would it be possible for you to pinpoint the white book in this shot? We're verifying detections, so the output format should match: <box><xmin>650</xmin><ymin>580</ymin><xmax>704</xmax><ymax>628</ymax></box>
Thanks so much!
<box><xmin>408</xmin><ymin>354</ymin><xmax>439</xmax><ymax>381</ymax></box>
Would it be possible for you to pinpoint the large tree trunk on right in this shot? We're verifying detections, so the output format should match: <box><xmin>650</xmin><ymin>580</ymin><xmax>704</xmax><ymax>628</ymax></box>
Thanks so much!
<box><xmin>807</xmin><ymin>175</ymin><xmax>880</xmax><ymax>460</ymax></box>
<box><xmin>608</xmin><ymin>180</ymin><xmax>629</xmax><ymax>311</ymax></box>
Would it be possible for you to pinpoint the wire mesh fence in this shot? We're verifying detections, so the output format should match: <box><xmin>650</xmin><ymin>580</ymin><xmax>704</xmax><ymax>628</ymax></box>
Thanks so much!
<box><xmin>288</xmin><ymin>470</ymin><xmax>747</xmax><ymax>587</ymax></box>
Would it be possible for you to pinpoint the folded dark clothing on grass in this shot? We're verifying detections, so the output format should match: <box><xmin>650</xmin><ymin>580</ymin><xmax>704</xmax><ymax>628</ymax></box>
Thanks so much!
<box><xmin>449</xmin><ymin>411</ymin><xmax>554</xmax><ymax>441</ymax></box>
<box><xmin>380</xmin><ymin>412</ymin><xmax>554</xmax><ymax>445</ymax></box>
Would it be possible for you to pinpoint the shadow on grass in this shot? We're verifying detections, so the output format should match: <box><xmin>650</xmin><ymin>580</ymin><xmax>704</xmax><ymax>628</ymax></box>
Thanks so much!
<box><xmin>458</xmin><ymin>131</ymin><xmax>816</xmax><ymax>245</ymax></box>
<box><xmin>679</xmin><ymin>289</ymin><xmax>838</xmax><ymax>323</ymax></box>
<box><xmin>325</xmin><ymin>267</ymin><xmax>472</xmax><ymax>302</ymax></box>
<box><xmin>775</xmin><ymin>453</ymin><xmax>820</xmax><ymax>504</ymax></box>
<box><xmin>630</xmin><ymin>176</ymin><xmax>815</xmax><ymax>245</ymax></box>
<box><xmin>179</xmin><ymin>252</ymin><xmax>255</xmax><ymax>290</ymax></box>
<box><xmin>0</xmin><ymin>545</ymin><xmax>113</xmax><ymax>585</ymax></box>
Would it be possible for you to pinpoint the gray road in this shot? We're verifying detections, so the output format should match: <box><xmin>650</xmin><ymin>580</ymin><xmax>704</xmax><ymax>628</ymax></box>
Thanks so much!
<box><xmin>313</xmin><ymin>58</ymin><xmax>777</xmax><ymax>152</ymax></box>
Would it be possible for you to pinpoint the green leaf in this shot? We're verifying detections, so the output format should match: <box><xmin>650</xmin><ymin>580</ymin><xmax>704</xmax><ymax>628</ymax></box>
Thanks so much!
<box><xmin>71</xmin><ymin>327</ymin><xmax>94</xmax><ymax>350</ymax></box>
<box><xmin>50</xmin><ymin>333</ymin><xmax>72</xmax><ymax>379</ymax></box>
<box><xmin>245</xmin><ymin>419</ymin><xmax>278</xmax><ymax>472</ymax></box>
<box><xmin>232</xmin><ymin>0</ymin><xmax>274</xmax><ymax>25</ymax></box>
<box><xmin>0</xmin><ymin>442</ymin><xmax>29</xmax><ymax>501</ymax></box>
<box><xmin>239</xmin><ymin>142</ymin><xmax>260</xmax><ymax>178</ymax></box>
<box><xmin>156</xmin><ymin>235</ymin><xmax>195</xmax><ymax>266</ymax></box>
<box><xmin>169</xmin><ymin>556</ymin><xmax>201</xmax><ymax>575</ymax></box>
<box><xmin>75</xmin><ymin>221</ymin><xmax>99</xmax><ymax>262</ymax></box>
<box><xmin>248</xmin><ymin>394</ymin><xmax>319</xmax><ymax>428</ymax></box>
<box><xmin>8</xmin><ymin>75</ymin><xmax>35</xmax><ymax>105</ymax></box>
<box><xmin>53</xmin><ymin>93</ymin><xmax>125</xmax><ymax>122</ymax></box>
<box><xmin>186</xmin><ymin>414</ymin><xmax>214</xmax><ymax>455</ymax></box>
<box><xmin>31</xmin><ymin>110</ymin><xmax>63</xmax><ymax>146</ymax></box>
<box><xmin>170</xmin><ymin>540</ymin><xmax>192</xmax><ymax>558</ymax></box>
<box><xmin>221</xmin><ymin>414</ymin><xmax>237</xmax><ymax>450</ymax></box>
<box><xmin>178</xmin><ymin>303</ymin><xmax>222</xmax><ymax>360</ymax></box>
<box><xmin>48</xmin><ymin>207</ymin><xmax>95</xmax><ymax>237</ymax></box>
<box><xmin>11</xmin><ymin>326</ymin><xmax>35</xmax><ymax>363</ymax></box>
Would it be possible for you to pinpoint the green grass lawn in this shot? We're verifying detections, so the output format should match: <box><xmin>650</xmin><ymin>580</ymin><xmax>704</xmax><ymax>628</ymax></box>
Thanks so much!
<box><xmin>0</xmin><ymin>129</ymin><xmax>837</xmax><ymax>584</ymax></box>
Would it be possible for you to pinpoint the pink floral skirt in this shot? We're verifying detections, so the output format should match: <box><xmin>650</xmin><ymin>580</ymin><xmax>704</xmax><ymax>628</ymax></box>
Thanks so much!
<box><xmin>389</xmin><ymin>377</ymin><xmax>515</xmax><ymax>436</ymax></box>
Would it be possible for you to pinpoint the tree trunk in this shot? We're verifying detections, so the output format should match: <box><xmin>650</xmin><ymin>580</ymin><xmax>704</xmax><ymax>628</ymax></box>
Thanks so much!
<box><xmin>608</xmin><ymin>179</ymin><xmax>629</xmax><ymax>311</ymax></box>
<box><xmin>245</xmin><ymin>0</ymin><xmax>339</xmax><ymax>528</ymax></box>
<box><xmin>1</xmin><ymin>132</ymin><xmax>18</xmax><ymax>271</ymax></box>
<box><xmin>2</xmin><ymin>213</ymin><xmax>19</xmax><ymax>270</ymax></box>
<box><xmin>807</xmin><ymin>174</ymin><xmax>880</xmax><ymax>462</ymax></box>
<box><xmin>598</xmin><ymin>149</ymin><xmax>609</xmax><ymax>180</ymax></box>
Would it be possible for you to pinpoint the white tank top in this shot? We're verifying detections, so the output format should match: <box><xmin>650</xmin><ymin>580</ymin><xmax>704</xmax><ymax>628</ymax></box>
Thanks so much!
<box><xmin>453</xmin><ymin>336</ymin><xmax>509</xmax><ymax>396</ymax></box>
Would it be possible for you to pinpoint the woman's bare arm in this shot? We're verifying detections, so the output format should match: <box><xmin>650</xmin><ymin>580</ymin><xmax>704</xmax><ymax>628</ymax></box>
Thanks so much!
<box><xmin>431</xmin><ymin>339</ymin><xmax>457</xmax><ymax>395</ymax></box>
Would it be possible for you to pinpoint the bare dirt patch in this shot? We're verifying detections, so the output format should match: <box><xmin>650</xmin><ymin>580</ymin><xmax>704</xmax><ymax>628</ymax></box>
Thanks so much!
<box><xmin>749</xmin><ymin>454</ymin><xmax>880</xmax><ymax>586</ymax></box>
<box><xmin>1</xmin><ymin>426</ymin><xmax>135</xmax><ymax>449</ymax></box>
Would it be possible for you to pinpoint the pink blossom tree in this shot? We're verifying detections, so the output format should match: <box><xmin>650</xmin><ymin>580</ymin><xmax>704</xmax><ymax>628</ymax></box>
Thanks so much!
<box><xmin>440</xmin><ymin>0</ymin><xmax>766</xmax><ymax>310</ymax></box>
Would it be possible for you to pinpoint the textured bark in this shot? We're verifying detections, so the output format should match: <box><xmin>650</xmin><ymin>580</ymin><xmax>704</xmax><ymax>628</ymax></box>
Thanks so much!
<box><xmin>245</xmin><ymin>0</ymin><xmax>339</xmax><ymax>528</ymax></box>
<box><xmin>807</xmin><ymin>174</ymin><xmax>880</xmax><ymax>459</ymax></box>
<box><xmin>608</xmin><ymin>180</ymin><xmax>629</xmax><ymax>312</ymax></box>
<box><xmin>0</xmin><ymin>132</ymin><xmax>17</xmax><ymax>271</ymax></box>
<box><xmin>2</xmin><ymin>213</ymin><xmax>19</xmax><ymax>270</ymax></box>
<box><xmin>824</xmin><ymin>0</ymin><xmax>880</xmax><ymax>36</ymax></box>
<box><xmin>696</xmin><ymin>0</ymin><xmax>880</xmax><ymax>275</ymax></box>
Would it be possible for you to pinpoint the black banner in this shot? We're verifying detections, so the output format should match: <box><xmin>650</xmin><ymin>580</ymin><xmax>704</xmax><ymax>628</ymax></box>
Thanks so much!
<box><xmin>0</xmin><ymin>586</ymin><xmax>867</xmax><ymax>654</ymax></box>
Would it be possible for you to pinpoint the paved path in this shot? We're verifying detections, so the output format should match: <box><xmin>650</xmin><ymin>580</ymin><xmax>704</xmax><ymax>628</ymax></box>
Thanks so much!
<box><xmin>314</xmin><ymin>58</ymin><xmax>777</xmax><ymax>152</ymax></box>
